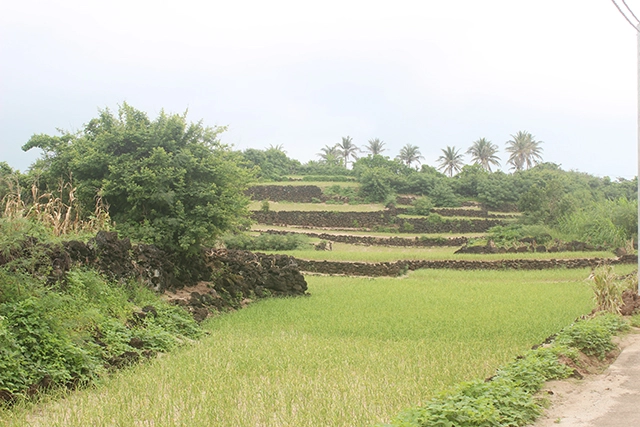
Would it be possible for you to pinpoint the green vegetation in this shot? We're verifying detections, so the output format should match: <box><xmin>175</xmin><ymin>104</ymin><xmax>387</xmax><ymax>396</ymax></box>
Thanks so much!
<box><xmin>0</xmin><ymin>267</ymin><xmax>201</xmax><ymax>401</ymax></box>
<box><xmin>248</xmin><ymin>201</ymin><xmax>385</xmax><ymax>212</ymax></box>
<box><xmin>386</xmin><ymin>312</ymin><xmax>628</xmax><ymax>427</ymax></box>
<box><xmin>1</xmin><ymin>269</ymin><xmax>595</xmax><ymax>426</ymax></box>
<box><xmin>222</xmin><ymin>232</ymin><xmax>311</xmax><ymax>251</ymax></box>
<box><xmin>20</xmin><ymin>103</ymin><xmax>252</xmax><ymax>263</ymax></box>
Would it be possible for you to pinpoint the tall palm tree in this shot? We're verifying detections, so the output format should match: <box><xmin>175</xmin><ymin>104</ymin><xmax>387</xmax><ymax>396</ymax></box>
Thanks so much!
<box><xmin>317</xmin><ymin>144</ymin><xmax>342</xmax><ymax>166</ymax></box>
<box><xmin>466</xmin><ymin>138</ymin><xmax>501</xmax><ymax>172</ymax></box>
<box><xmin>268</xmin><ymin>144</ymin><xmax>286</xmax><ymax>153</ymax></box>
<box><xmin>337</xmin><ymin>136</ymin><xmax>359</xmax><ymax>169</ymax></box>
<box><xmin>505</xmin><ymin>131</ymin><xmax>543</xmax><ymax>171</ymax></box>
<box><xmin>437</xmin><ymin>146</ymin><xmax>464</xmax><ymax>177</ymax></box>
<box><xmin>396</xmin><ymin>144</ymin><xmax>424</xmax><ymax>168</ymax></box>
<box><xmin>365</xmin><ymin>138</ymin><xmax>386</xmax><ymax>156</ymax></box>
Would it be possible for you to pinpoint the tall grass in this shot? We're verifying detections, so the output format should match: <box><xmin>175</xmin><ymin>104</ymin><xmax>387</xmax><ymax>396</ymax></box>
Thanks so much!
<box><xmin>1</xmin><ymin>269</ymin><xmax>597</xmax><ymax>427</ymax></box>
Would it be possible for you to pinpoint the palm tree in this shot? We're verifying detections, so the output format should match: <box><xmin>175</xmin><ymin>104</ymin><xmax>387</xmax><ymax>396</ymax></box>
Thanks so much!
<box><xmin>317</xmin><ymin>144</ymin><xmax>342</xmax><ymax>166</ymax></box>
<box><xmin>466</xmin><ymin>138</ymin><xmax>501</xmax><ymax>172</ymax></box>
<box><xmin>505</xmin><ymin>131</ymin><xmax>543</xmax><ymax>171</ymax></box>
<box><xmin>437</xmin><ymin>146</ymin><xmax>464</xmax><ymax>177</ymax></box>
<box><xmin>268</xmin><ymin>144</ymin><xmax>286</xmax><ymax>153</ymax></box>
<box><xmin>396</xmin><ymin>144</ymin><xmax>424</xmax><ymax>168</ymax></box>
<box><xmin>337</xmin><ymin>136</ymin><xmax>359</xmax><ymax>169</ymax></box>
<box><xmin>365</xmin><ymin>138</ymin><xmax>386</xmax><ymax>156</ymax></box>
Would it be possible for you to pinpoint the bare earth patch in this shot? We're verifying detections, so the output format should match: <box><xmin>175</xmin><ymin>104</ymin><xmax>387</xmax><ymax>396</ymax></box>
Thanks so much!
<box><xmin>531</xmin><ymin>327</ymin><xmax>640</xmax><ymax>426</ymax></box>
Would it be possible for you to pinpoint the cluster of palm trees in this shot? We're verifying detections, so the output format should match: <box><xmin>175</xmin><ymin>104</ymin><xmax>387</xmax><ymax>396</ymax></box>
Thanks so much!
<box><xmin>317</xmin><ymin>131</ymin><xmax>544</xmax><ymax>176</ymax></box>
<box><xmin>318</xmin><ymin>137</ymin><xmax>425</xmax><ymax>169</ymax></box>
<box><xmin>437</xmin><ymin>131</ymin><xmax>543</xmax><ymax>176</ymax></box>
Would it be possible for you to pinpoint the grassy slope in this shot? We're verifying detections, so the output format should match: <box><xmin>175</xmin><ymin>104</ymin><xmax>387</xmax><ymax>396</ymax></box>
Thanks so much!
<box><xmin>2</xmin><ymin>268</ymin><xmax>604</xmax><ymax>427</ymax></box>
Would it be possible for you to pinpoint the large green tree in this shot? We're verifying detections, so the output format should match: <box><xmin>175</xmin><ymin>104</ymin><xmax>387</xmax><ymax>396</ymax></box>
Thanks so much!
<box><xmin>22</xmin><ymin>103</ymin><xmax>252</xmax><ymax>257</ymax></box>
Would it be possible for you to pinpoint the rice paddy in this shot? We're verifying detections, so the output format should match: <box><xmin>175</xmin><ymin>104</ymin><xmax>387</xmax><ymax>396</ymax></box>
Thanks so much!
<box><xmin>1</xmin><ymin>268</ymin><xmax>603</xmax><ymax>427</ymax></box>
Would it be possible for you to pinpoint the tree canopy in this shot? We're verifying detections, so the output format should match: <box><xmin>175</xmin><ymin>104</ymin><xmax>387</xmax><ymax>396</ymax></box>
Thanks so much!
<box><xmin>22</xmin><ymin>103</ymin><xmax>252</xmax><ymax>257</ymax></box>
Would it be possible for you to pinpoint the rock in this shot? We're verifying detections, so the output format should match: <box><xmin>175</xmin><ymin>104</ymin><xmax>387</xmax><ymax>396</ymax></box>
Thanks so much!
<box><xmin>129</xmin><ymin>337</ymin><xmax>144</xmax><ymax>349</ymax></box>
<box><xmin>192</xmin><ymin>307</ymin><xmax>209</xmax><ymax>322</ymax></box>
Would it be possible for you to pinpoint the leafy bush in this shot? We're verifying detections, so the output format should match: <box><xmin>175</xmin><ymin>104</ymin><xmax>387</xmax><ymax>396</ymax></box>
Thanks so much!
<box><xmin>323</xmin><ymin>185</ymin><xmax>360</xmax><ymax>204</ymax></box>
<box><xmin>407</xmin><ymin>196</ymin><xmax>434</xmax><ymax>216</ymax></box>
<box><xmin>385</xmin><ymin>314</ymin><xmax>629</xmax><ymax>426</ymax></box>
<box><xmin>222</xmin><ymin>233</ymin><xmax>310</xmax><ymax>251</ymax></box>
<box><xmin>557</xmin><ymin>198</ymin><xmax>637</xmax><ymax>248</ymax></box>
<box><xmin>556</xmin><ymin>313</ymin><xmax>628</xmax><ymax>360</ymax></box>
<box><xmin>429</xmin><ymin>180</ymin><xmax>459</xmax><ymax>207</ymax></box>
<box><xmin>22</xmin><ymin>103</ymin><xmax>253</xmax><ymax>261</ymax></box>
<box><xmin>488</xmin><ymin>224</ymin><xmax>554</xmax><ymax>247</ymax></box>
<box><xmin>0</xmin><ymin>267</ymin><xmax>202</xmax><ymax>399</ymax></box>
<box><xmin>358</xmin><ymin>167</ymin><xmax>394</xmax><ymax>203</ymax></box>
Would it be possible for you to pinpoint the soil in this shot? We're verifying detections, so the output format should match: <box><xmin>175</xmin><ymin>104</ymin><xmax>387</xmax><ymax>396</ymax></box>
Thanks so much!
<box><xmin>531</xmin><ymin>328</ymin><xmax>640</xmax><ymax>426</ymax></box>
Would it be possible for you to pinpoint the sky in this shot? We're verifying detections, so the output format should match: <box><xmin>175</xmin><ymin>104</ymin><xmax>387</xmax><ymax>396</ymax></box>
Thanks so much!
<box><xmin>1</xmin><ymin>0</ymin><xmax>638</xmax><ymax>178</ymax></box>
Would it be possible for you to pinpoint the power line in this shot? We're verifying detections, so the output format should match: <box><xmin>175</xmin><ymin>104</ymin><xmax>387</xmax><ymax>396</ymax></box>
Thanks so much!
<box><xmin>611</xmin><ymin>0</ymin><xmax>639</xmax><ymax>30</ymax></box>
<box><xmin>622</xmin><ymin>0</ymin><xmax>640</xmax><ymax>23</ymax></box>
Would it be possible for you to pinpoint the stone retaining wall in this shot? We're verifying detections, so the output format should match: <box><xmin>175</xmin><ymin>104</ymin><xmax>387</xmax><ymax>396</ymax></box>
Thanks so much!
<box><xmin>294</xmin><ymin>255</ymin><xmax>637</xmax><ymax>277</ymax></box>
<box><xmin>246</xmin><ymin>185</ymin><xmax>325</xmax><ymax>202</ymax></box>
<box><xmin>264</xmin><ymin>230</ymin><xmax>468</xmax><ymax>247</ymax></box>
<box><xmin>251</xmin><ymin>211</ymin><xmax>503</xmax><ymax>233</ymax></box>
<box><xmin>431</xmin><ymin>208</ymin><xmax>516</xmax><ymax>219</ymax></box>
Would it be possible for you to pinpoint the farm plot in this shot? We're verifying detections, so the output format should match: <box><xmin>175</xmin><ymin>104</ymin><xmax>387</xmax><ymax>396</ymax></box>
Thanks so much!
<box><xmin>2</xmin><ymin>268</ymin><xmax>603</xmax><ymax>427</ymax></box>
<box><xmin>261</xmin><ymin>242</ymin><xmax>616</xmax><ymax>263</ymax></box>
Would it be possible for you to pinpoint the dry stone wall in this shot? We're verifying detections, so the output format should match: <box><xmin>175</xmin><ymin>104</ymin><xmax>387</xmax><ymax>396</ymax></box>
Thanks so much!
<box><xmin>251</xmin><ymin>211</ymin><xmax>503</xmax><ymax>233</ymax></box>
<box><xmin>246</xmin><ymin>185</ymin><xmax>325</xmax><ymax>202</ymax></box>
<box><xmin>1</xmin><ymin>231</ymin><xmax>308</xmax><ymax>309</ymax></box>
<box><xmin>264</xmin><ymin>230</ymin><xmax>468</xmax><ymax>247</ymax></box>
<box><xmin>294</xmin><ymin>255</ymin><xmax>637</xmax><ymax>277</ymax></box>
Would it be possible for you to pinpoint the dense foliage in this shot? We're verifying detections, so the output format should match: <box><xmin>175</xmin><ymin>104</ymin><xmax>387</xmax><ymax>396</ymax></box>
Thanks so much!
<box><xmin>222</xmin><ymin>233</ymin><xmax>310</xmax><ymax>251</ymax></box>
<box><xmin>0</xmin><ymin>218</ymin><xmax>202</xmax><ymax>402</ymax></box>
<box><xmin>21</xmin><ymin>104</ymin><xmax>252</xmax><ymax>258</ymax></box>
<box><xmin>386</xmin><ymin>313</ymin><xmax>629</xmax><ymax>427</ymax></box>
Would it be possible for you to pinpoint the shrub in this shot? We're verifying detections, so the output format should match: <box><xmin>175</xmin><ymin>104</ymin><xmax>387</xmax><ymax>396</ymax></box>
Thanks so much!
<box><xmin>407</xmin><ymin>196</ymin><xmax>434</xmax><ymax>216</ymax></box>
<box><xmin>22</xmin><ymin>103</ymin><xmax>253</xmax><ymax>261</ymax></box>
<box><xmin>556</xmin><ymin>313</ymin><xmax>628</xmax><ymax>359</ymax></box>
<box><xmin>0</xmin><ymin>267</ymin><xmax>202</xmax><ymax>398</ymax></box>
<box><xmin>222</xmin><ymin>233</ymin><xmax>310</xmax><ymax>251</ymax></box>
<box><xmin>488</xmin><ymin>224</ymin><xmax>554</xmax><ymax>247</ymax></box>
<box><xmin>385</xmin><ymin>314</ymin><xmax>630</xmax><ymax>427</ymax></box>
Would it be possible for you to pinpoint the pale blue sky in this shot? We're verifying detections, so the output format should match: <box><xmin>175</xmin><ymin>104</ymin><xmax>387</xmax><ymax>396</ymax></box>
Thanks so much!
<box><xmin>1</xmin><ymin>0</ymin><xmax>638</xmax><ymax>178</ymax></box>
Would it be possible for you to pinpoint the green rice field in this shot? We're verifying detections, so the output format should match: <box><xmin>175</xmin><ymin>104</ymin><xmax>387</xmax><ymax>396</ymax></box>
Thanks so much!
<box><xmin>1</xmin><ymin>268</ymin><xmax>609</xmax><ymax>427</ymax></box>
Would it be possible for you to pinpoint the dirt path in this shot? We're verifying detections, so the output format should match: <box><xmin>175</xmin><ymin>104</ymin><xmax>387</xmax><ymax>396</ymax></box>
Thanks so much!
<box><xmin>531</xmin><ymin>328</ymin><xmax>640</xmax><ymax>426</ymax></box>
